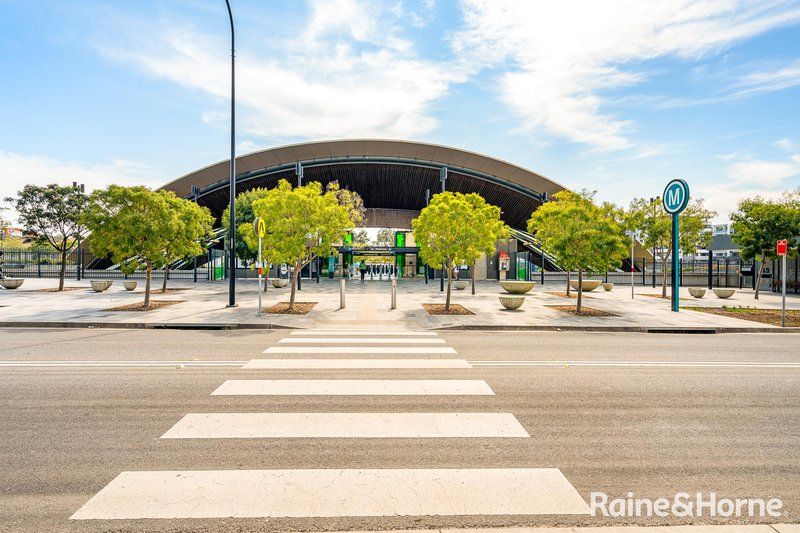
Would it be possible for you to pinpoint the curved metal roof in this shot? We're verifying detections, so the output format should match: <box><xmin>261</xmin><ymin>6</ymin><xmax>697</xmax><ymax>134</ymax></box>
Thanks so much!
<box><xmin>161</xmin><ymin>139</ymin><xmax>568</xmax><ymax>230</ymax></box>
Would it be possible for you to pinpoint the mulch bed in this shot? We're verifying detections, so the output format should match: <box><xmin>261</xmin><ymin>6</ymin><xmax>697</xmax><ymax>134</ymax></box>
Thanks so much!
<box><xmin>422</xmin><ymin>303</ymin><xmax>475</xmax><ymax>315</ymax></box>
<box><xmin>104</xmin><ymin>301</ymin><xmax>186</xmax><ymax>312</ymax></box>
<box><xmin>30</xmin><ymin>287</ymin><xmax>85</xmax><ymax>292</ymax></box>
<box><xmin>263</xmin><ymin>302</ymin><xmax>317</xmax><ymax>315</ymax></box>
<box><xmin>135</xmin><ymin>288</ymin><xmax>188</xmax><ymax>294</ymax></box>
<box><xmin>642</xmin><ymin>293</ymin><xmax>670</xmax><ymax>300</ymax></box>
<box><xmin>546</xmin><ymin>305</ymin><xmax>617</xmax><ymax>317</ymax></box>
<box><xmin>685</xmin><ymin>307</ymin><xmax>800</xmax><ymax>327</ymax></box>
<box><xmin>545</xmin><ymin>292</ymin><xmax>593</xmax><ymax>299</ymax></box>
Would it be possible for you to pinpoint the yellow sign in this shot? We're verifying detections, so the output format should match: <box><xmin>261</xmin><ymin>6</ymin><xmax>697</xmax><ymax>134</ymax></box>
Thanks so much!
<box><xmin>254</xmin><ymin>217</ymin><xmax>266</xmax><ymax>238</ymax></box>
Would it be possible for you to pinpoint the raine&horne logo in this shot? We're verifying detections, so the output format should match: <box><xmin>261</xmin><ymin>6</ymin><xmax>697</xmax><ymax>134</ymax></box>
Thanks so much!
<box><xmin>590</xmin><ymin>492</ymin><xmax>783</xmax><ymax>518</ymax></box>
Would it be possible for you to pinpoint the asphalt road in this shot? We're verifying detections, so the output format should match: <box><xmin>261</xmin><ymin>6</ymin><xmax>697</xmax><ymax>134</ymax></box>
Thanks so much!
<box><xmin>0</xmin><ymin>328</ymin><xmax>798</xmax><ymax>532</ymax></box>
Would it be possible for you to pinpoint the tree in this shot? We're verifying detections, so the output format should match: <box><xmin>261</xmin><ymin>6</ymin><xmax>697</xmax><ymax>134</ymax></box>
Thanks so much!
<box><xmin>250</xmin><ymin>180</ymin><xmax>357</xmax><ymax>310</ymax></box>
<box><xmin>158</xmin><ymin>195</ymin><xmax>214</xmax><ymax>292</ymax></box>
<box><xmin>412</xmin><ymin>192</ymin><xmax>502</xmax><ymax>312</ymax></box>
<box><xmin>5</xmin><ymin>184</ymin><xmax>88</xmax><ymax>291</ymax></box>
<box><xmin>351</xmin><ymin>229</ymin><xmax>370</xmax><ymax>247</ymax></box>
<box><xmin>83</xmin><ymin>186</ymin><xmax>212</xmax><ymax>310</ymax></box>
<box><xmin>0</xmin><ymin>206</ymin><xmax>10</xmax><ymax>240</ymax></box>
<box><xmin>374</xmin><ymin>228</ymin><xmax>395</xmax><ymax>247</ymax></box>
<box><xmin>731</xmin><ymin>192</ymin><xmax>800</xmax><ymax>299</ymax></box>
<box><xmin>528</xmin><ymin>191</ymin><xmax>628</xmax><ymax>314</ymax></box>
<box><xmin>460</xmin><ymin>194</ymin><xmax>509</xmax><ymax>294</ymax></box>
<box><xmin>626</xmin><ymin>197</ymin><xmax>715</xmax><ymax>297</ymax></box>
<box><xmin>222</xmin><ymin>188</ymin><xmax>270</xmax><ymax>267</ymax></box>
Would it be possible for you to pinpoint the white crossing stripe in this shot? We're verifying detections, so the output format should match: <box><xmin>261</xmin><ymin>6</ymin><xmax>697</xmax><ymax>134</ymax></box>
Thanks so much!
<box><xmin>212</xmin><ymin>379</ymin><xmax>494</xmax><ymax>396</ymax></box>
<box><xmin>70</xmin><ymin>468</ymin><xmax>590</xmax><ymax>519</ymax></box>
<box><xmin>290</xmin><ymin>330</ymin><xmax>438</xmax><ymax>336</ymax></box>
<box><xmin>468</xmin><ymin>360</ymin><xmax>800</xmax><ymax>368</ymax></box>
<box><xmin>161</xmin><ymin>413</ymin><xmax>529</xmax><ymax>438</ymax></box>
<box><xmin>279</xmin><ymin>337</ymin><xmax>446</xmax><ymax>344</ymax></box>
<box><xmin>0</xmin><ymin>360</ymin><xmax>245</xmax><ymax>367</ymax></box>
<box><xmin>264</xmin><ymin>347</ymin><xmax>457</xmax><ymax>354</ymax></box>
<box><xmin>243</xmin><ymin>359</ymin><xmax>471</xmax><ymax>369</ymax></box>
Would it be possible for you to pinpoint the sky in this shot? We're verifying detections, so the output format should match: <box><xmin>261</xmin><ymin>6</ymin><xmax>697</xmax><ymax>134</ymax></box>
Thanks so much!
<box><xmin>1</xmin><ymin>0</ymin><xmax>800</xmax><ymax>224</ymax></box>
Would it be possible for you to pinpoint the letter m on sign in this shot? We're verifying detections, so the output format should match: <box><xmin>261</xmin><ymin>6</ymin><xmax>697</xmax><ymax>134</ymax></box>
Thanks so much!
<box><xmin>667</xmin><ymin>188</ymin><xmax>683</xmax><ymax>208</ymax></box>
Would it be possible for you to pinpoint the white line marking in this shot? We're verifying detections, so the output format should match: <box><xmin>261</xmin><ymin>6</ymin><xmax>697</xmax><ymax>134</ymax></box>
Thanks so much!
<box><xmin>212</xmin><ymin>379</ymin><xmax>495</xmax><ymax>396</ymax></box>
<box><xmin>468</xmin><ymin>360</ymin><xmax>800</xmax><ymax>368</ymax></box>
<box><xmin>243</xmin><ymin>359</ymin><xmax>471</xmax><ymax>369</ymax></box>
<box><xmin>161</xmin><ymin>413</ymin><xmax>529</xmax><ymax>438</ymax></box>
<box><xmin>279</xmin><ymin>337</ymin><xmax>446</xmax><ymax>344</ymax></box>
<box><xmin>70</xmin><ymin>468</ymin><xmax>589</xmax><ymax>519</ymax></box>
<box><xmin>290</xmin><ymin>330</ymin><xmax>437</xmax><ymax>336</ymax></box>
<box><xmin>264</xmin><ymin>347</ymin><xmax>457</xmax><ymax>354</ymax></box>
<box><xmin>0</xmin><ymin>361</ymin><xmax>245</xmax><ymax>367</ymax></box>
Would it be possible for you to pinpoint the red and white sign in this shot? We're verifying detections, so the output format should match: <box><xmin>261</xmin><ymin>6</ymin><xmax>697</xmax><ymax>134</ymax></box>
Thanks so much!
<box><xmin>777</xmin><ymin>240</ymin><xmax>788</xmax><ymax>256</ymax></box>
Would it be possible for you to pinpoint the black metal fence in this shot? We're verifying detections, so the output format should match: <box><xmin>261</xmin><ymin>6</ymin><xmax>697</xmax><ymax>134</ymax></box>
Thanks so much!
<box><xmin>0</xmin><ymin>249</ymin><xmax>227</xmax><ymax>282</ymax></box>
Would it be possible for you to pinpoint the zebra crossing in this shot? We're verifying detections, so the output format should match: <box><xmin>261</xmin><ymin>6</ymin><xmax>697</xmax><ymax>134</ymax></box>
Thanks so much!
<box><xmin>71</xmin><ymin>329</ymin><xmax>590</xmax><ymax>521</ymax></box>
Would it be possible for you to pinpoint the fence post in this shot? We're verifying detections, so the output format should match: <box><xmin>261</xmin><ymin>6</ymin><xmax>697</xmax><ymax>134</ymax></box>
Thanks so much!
<box><xmin>37</xmin><ymin>251</ymin><xmax>41</xmax><ymax>278</ymax></box>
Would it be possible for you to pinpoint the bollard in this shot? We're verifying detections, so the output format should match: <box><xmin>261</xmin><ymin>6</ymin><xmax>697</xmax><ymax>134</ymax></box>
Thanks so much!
<box><xmin>339</xmin><ymin>278</ymin><xmax>346</xmax><ymax>309</ymax></box>
<box><xmin>391</xmin><ymin>278</ymin><xmax>397</xmax><ymax>310</ymax></box>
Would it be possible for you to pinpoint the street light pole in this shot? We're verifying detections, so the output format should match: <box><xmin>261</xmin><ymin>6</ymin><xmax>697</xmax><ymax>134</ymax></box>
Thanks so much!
<box><xmin>650</xmin><ymin>196</ymin><xmax>658</xmax><ymax>288</ymax></box>
<box><xmin>225</xmin><ymin>0</ymin><xmax>237</xmax><ymax>307</ymax></box>
<box><xmin>73</xmin><ymin>182</ymin><xmax>84</xmax><ymax>282</ymax></box>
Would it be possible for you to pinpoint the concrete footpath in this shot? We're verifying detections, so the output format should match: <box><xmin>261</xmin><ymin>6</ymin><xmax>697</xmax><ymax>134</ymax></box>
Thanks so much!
<box><xmin>1</xmin><ymin>277</ymin><xmax>799</xmax><ymax>331</ymax></box>
<box><xmin>315</xmin><ymin>526</ymin><xmax>799</xmax><ymax>533</ymax></box>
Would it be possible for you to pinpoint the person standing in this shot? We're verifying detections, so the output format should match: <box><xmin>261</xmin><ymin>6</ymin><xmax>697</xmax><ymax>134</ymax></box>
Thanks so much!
<box><xmin>359</xmin><ymin>259</ymin><xmax>367</xmax><ymax>282</ymax></box>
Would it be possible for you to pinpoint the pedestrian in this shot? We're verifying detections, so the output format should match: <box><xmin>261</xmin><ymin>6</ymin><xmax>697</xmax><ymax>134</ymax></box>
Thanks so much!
<box><xmin>453</xmin><ymin>264</ymin><xmax>459</xmax><ymax>281</ymax></box>
<box><xmin>359</xmin><ymin>260</ymin><xmax>367</xmax><ymax>282</ymax></box>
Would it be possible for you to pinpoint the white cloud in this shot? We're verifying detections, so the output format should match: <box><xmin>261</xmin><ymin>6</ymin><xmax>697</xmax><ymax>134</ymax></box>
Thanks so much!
<box><xmin>734</xmin><ymin>59</ymin><xmax>800</xmax><ymax>95</ymax></box>
<box><xmin>100</xmin><ymin>0</ymin><xmax>467</xmax><ymax>140</ymax></box>
<box><xmin>0</xmin><ymin>151</ymin><xmax>163</xmax><ymax>223</ymax></box>
<box><xmin>451</xmin><ymin>0</ymin><xmax>800</xmax><ymax>150</ymax></box>
<box><xmin>726</xmin><ymin>158</ymin><xmax>800</xmax><ymax>187</ymax></box>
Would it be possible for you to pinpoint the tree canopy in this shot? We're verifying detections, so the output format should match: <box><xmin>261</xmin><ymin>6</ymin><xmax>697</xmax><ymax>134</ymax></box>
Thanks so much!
<box><xmin>412</xmin><ymin>191</ymin><xmax>507</xmax><ymax>311</ymax></box>
<box><xmin>83</xmin><ymin>185</ymin><xmax>213</xmax><ymax>309</ymax></box>
<box><xmin>222</xmin><ymin>188</ymin><xmax>270</xmax><ymax>266</ymax></box>
<box><xmin>159</xmin><ymin>194</ymin><xmax>214</xmax><ymax>292</ymax></box>
<box><xmin>5</xmin><ymin>184</ymin><xmax>88</xmax><ymax>290</ymax></box>
<box><xmin>528</xmin><ymin>190</ymin><xmax>628</xmax><ymax>314</ymax></box>
<box><xmin>731</xmin><ymin>191</ymin><xmax>800</xmax><ymax>298</ymax></box>
<box><xmin>249</xmin><ymin>179</ymin><xmax>358</xmax><ymax>309</ymax></box>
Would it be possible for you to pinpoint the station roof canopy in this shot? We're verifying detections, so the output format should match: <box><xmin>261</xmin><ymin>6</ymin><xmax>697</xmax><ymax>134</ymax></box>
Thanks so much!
<box><xmin>161</xmin><ymin>139</ymin><xmax>568</xmax><ymax>230</ymax></box>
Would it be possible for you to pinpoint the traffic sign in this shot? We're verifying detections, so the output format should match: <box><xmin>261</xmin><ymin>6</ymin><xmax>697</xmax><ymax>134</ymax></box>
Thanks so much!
<box><xmin>254</xmin><ymin>217</ymin><xmax>266</xmax><ymax>238</ymax></box>
<box><xmin>777</xmin><ymin>239</ymin><xmax>788</xmax><ymax>256</ymax></box>
<box><xmin>662</xmin><ymin>179</ymin><xmax>690</xmax><ymax>215</ymax></box>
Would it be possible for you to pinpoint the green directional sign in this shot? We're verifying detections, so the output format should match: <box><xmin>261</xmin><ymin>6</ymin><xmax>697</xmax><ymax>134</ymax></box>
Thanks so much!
<box><xmin>663</xmin><ymin>179</ymin><xmax>689</xmax><ymax>215</ymax></box>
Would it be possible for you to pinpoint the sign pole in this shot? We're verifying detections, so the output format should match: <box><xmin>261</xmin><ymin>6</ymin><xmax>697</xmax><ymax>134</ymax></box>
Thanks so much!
<box><xmin>671</xmin><ymin>214</ymin><xmax>680</xmax><ymax>312</ymax></box>
<box><xmin>258</xmin><ymin>233</ymin><xmax>262</xmax><ymax>317</ymax></box>
<box><xmin>662</xmin><ymin>179</ymin><xmax>689</xmax><ymax>313</ymax></box>
<box><xmin>781</xmin><ymin>253</ymin><xmax>786</xmax><ymax>328</ymax></box>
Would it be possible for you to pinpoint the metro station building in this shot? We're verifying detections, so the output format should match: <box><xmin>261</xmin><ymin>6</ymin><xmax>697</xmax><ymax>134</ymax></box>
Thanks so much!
<box><xmin>161</xmin><ymin>139</ymin><xmax>569</xmax><ymax>280</ymax></box>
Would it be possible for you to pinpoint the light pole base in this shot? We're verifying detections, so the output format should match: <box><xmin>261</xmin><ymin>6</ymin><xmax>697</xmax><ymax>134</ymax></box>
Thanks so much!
<box><xmin>226</xmin><ymin>303</ymin><xmax>239</xmax><ymax>308</ymax></box>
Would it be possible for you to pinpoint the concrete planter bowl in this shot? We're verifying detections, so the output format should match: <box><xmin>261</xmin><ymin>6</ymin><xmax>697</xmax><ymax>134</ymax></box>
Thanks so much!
<box><xmin>602</xmin><ymin>282</ymin><xmax>614</xmax><ymax>291</ymax></box>
<box><xmin>689</xmin><ymin>288</ymin><xmax>706</xmax><ymax>299</ymax></box>
<box><xmin>713</xmin><ymin>288</ymin><xmax>735</xmax><ymax>299</ymax></box>
<box><xmin>452</xmin><ymin>280</ymin><xmax>469</xmax><ymax>290</ymax></box>
<box><xmin>0</xmin><ymin>278</ymin><xmax>24</xmax><ymax>289</ymax></box>
<box><xmin>271</xmin><ymin>278</ymin><xmax>289</xmax><ymax>288</ymax></box>
<box><xmin>499</xmin><ymin>280</ymin><xmax>535</xmax><ymax>294</ymax></box>
<box><xmin>123</xmin><ymin>281</ymin><xmax>137</xmax><ymax>291</ymax></box>
<box><xmin>90</xmin><ymin>280</ymin><xmax>113</xmax><ymax>293</ymax></box>
<box><xmin>499</xmin><ymin>294</ymin><xmax>525</xmax><ymax>310</ymax></box>
<box><xmin>569</xmin><ymin>279</ymin><xmax>602</xmax><ymax>292</ymax></box>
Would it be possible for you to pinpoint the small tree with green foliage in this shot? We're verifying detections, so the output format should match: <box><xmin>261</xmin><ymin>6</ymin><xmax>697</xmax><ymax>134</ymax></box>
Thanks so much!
<box><xmin>412</xmin><ymin>192</ymin><xmax>500</xmax><ymax>312</ymax></box>
<box><xmin>158</xmin><ymin>195</ymin><xmax>214</xmax><ymax>292</ymax></box>
<box><xmin>460</xmin><ymin>194</ymin><xmax>509</xmax><ymax>294</ymax></box>
<box><xmin>374</xmin><ymin>228</ymin><xmax>395</xmax><ymax>247</ymax></box>
<box><xmin>5</xmin><ymin>184</ymin><xmax>88</xmax><ymax>291</ymax></box>
<box><xmin>222</xmin><ymin>188</ymin><xmax>270</xmax><ymax>267</ymax></box>
<box><xmin>731</xmin><ymin>191</ymin><xmax>800</xmax><ymax>299</ymax></box>
<box><xmin>528</xmin><ymin>191</ymin><xmax>628</xmax><ymax>314</ymax></box>
<box><xmin>250</xmin><ymin>180</ymin><xmax>356</xmax><ymax>310</ymax></box>
<box><xmin>626</xmin><ymin>197</ymin><xmax>715</xmax><ymax>297</ymax></box>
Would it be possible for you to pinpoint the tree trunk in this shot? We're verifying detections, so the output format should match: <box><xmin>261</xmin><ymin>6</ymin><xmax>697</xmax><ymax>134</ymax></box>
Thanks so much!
<box><xmin>58</xmin><ymin>246</ymin><xmax>67</xmax><ymax>291</ymax></box>
<box><xmin>444</xmin><ymin>261</ymin><xmax>452</xmax><ymax>313</ymax></box>
<box><xmin>162</xmin><ymin>265</ymin><xmax>169</xmax><ymax>293</ymax></box>
<box><xmin>754</xmin><ymin>259</ymin><xmax>766</xmax><ymax>300</ymax></box>
<box><xmin>470</xmin><ymin>261</ymin><xmax>476</xmax><ymax>295</ymax></box>
<box><xmin>289</xmin><ymin>261</ymin><xmax>300</xmax><ymax>310</ymax></box>
<box><xmin>144</xmin><ymin>262</ymin><xmax>152</xmax><ymax>310</ymax></box>
<box><xmin>576</xmin><ymin>269</ymin><xmax>583</xmax><ymax>315</ymax></box>
<box><xmin>566</xmin><ymin>270</ymin><xmax>571</xmax><ymax>296</ymax></box>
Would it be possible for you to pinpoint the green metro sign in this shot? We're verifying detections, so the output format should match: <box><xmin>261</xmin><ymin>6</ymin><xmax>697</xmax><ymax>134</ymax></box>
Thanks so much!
<box><xmin>663</xmin><ymin>179</ymin><xmax>690</xmax><ymax>215</ymax></box>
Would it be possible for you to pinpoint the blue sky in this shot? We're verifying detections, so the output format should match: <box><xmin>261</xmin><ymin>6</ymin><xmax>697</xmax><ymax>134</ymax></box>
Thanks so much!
<box><xmin>1</xmin><ymin>0</ymin><xmax>800</xmax><ymax>223</ymax></box>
